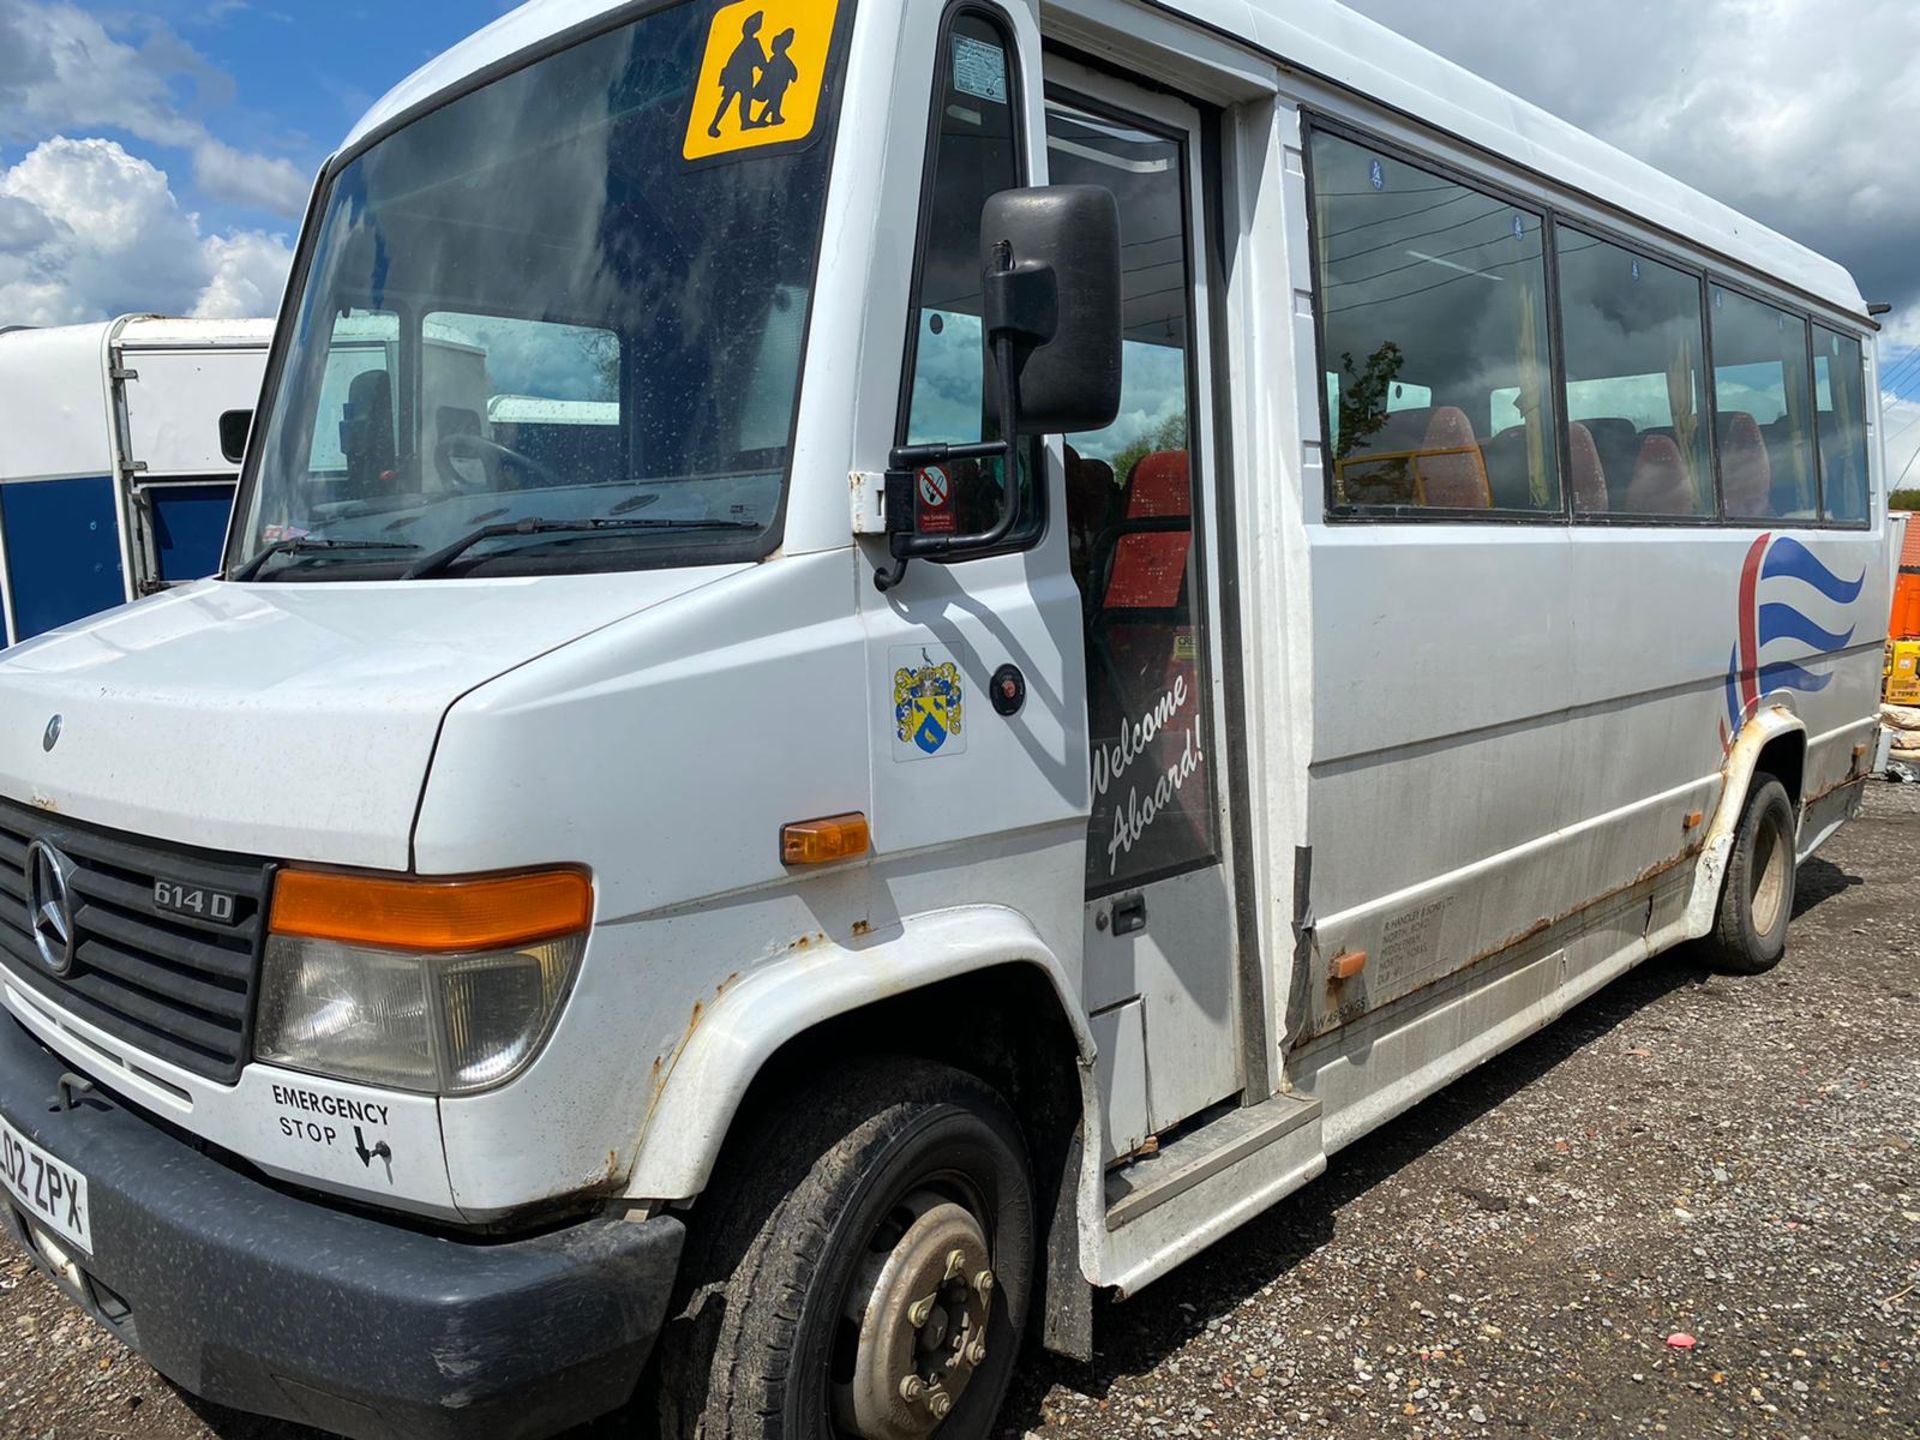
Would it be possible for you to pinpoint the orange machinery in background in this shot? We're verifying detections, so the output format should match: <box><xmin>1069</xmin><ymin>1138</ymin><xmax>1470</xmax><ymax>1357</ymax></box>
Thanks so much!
<box><xmin>1890</xmin><ymin>513</ymin><xmax>1919</xmax><ymax>704</ymax></box>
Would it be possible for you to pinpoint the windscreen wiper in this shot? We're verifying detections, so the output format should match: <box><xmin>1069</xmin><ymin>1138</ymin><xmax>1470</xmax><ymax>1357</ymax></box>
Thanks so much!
<box><xmin>230</xmin><ymin>537</ymin><xmax>421</xmax><ymax>582</ymax></box>
<box><xmin>400</xmin><ymin>516</ymin><xmax>759</xmax><ymax>580</ymax></box>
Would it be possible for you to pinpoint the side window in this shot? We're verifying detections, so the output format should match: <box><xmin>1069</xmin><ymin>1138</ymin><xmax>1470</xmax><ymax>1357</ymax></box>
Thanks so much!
<box><xmin>897</xmin><ymin>10</ymin><xmax>1041</xmax><ymax>549</ymax></box>
<box><xmin>1555</xmin><ymin>229</ymin><xmax>1712</xmax><ymax>517</ymax></box>
<box><xmin>1815</xmin><ymin>326</ymin><xmax>1871</xmax><ymax>526</ymax></box>
<box><xmin>424</xmin><ymin>311</ymin><xmax>621</xmax><ymax>487</ymax></box>
<box><xmin>218</xmin><ymin>409</ymin><xmax>253</xmax><ymax>465</ymax></box>
<box><xmin>308</xmin><ymin>309</ymin><xmax>398</xmax><ymax>498</ymax></box>
<box><xmin>1309</xmin><ymin>129</ymin><xmax>1560</xmax><ymax>515</ymax></box>
<box><xmin>1711</xmin><ymin>287</ymin><xmax>1815</xmax><ymax>521</ymax></box>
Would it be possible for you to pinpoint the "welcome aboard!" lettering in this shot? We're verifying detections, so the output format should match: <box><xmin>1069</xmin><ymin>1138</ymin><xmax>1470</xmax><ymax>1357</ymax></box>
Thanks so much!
<box><xmin>1091</xmin><ymin>676</ymin><xmax>1205</xmax><ymax>877</ymax></box>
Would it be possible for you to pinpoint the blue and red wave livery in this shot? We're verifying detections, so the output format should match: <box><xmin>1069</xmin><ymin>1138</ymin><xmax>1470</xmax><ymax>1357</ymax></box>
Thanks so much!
<box><xmin>1722</xmin><ymin>533</ymin><xmax>1866</xmax><ymax>744</ymax></box>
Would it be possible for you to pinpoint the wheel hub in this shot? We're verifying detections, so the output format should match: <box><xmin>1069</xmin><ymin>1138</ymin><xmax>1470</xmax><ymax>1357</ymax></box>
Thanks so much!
<box><xmin>1751</xmin><ymin>805</ymin><xmax>1789</xmax><ymax>934</ymax></box>
<box><xmin>838</xmin><ymin>1190</ymin><xmax>994</xmax><ymax>1440</ymax></box>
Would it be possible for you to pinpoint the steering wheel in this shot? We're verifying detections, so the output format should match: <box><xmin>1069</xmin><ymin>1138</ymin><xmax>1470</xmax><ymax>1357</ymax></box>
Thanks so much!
<box><xmin>433</xmin><ymin>432</ymin><xmax>558</xmax><ymax>492</ymax></box>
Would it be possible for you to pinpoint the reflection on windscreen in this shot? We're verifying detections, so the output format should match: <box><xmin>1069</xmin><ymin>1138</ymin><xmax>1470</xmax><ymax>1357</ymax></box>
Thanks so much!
<box><xmin>236</xmin><ymin>0</ymin><xmax>841</xmax><ymax>578</ymax></box>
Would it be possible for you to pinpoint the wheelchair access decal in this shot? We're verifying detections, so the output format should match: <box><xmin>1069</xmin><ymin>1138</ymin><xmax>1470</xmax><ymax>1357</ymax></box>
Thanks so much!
<box><xmin>684</xmin><ymin>0</ymin><xmax>840</xmax><ymax>162</ymax></box>
<box><xmin>891</xmin><ymin>646</ymin><xmax>967</xmax><ymax>762</ymax></box>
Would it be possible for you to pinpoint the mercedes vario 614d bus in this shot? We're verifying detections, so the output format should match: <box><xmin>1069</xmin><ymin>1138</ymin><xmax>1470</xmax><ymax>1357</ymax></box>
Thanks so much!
<box><xmin>0</xmin><ymin>1</ymin><xmax>1894</xmax><ymax>1437</ymax></box>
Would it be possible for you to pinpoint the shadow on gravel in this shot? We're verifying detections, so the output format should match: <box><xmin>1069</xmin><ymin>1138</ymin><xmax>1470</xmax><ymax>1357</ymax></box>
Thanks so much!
<box><xmin>1003</xmin><ymin>949</ymin><xmax>1710</xmax><ymax>1422</ymax></box>
<box><xmin>1792</xmin><ymin>854</ymin><xmax>1863</xmax><ymax>917</ymax></box>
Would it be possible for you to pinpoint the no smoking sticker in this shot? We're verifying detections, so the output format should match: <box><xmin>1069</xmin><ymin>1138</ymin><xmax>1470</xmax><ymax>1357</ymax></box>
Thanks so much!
<box><xmin>917</xmin><ymin>465</ymin><xmax>956</xmax><ymax>534</ymax></box>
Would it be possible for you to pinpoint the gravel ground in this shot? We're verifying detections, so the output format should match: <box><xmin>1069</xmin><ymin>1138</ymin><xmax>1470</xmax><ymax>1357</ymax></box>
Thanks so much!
<box><xmin>2</xmin><ymin>784</ymin><xmax>1916</xmax><ymax>1440</ymax></box>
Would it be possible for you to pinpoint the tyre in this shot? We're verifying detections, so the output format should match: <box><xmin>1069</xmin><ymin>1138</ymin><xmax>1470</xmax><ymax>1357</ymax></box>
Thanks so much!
<box><xmin>1703</xmin><ymin>773</ymin><xmax>1797</xmax><ymax>975</ymax></box>
<box><xmin>656</xmin><ymin>1057</ymin><xmax>1035</xmax><ymax>1440</ymax></box>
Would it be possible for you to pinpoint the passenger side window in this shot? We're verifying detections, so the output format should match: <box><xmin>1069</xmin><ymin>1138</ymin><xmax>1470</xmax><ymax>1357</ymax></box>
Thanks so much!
<box><xmin>1554</xmin><ymin>230</ymin><xmax>1712</xmax><ymax>517</ymax></box>
<box><xmin>307</xmin><ymin>307</ymin><xmax>397</xmax><ymax>481</ymax></box>
<box><xmin>308</xmin><ymin>309</ymin><xmax>398</xmax><ymax>501</ymax></box>
<box><xmin>1815</xmin><ymin>326</ymin><xmax>1871</xmax><ymax>526</ymax></box>
<box><xmin>1711</xmin><ymin>288</ymin><xmax>1815</xmax><ymax>521</ymax></box>
<box><xmin>1309</xmin><ymin>129</ymin><xmax>1560</xmax><ymax>514</ymax></box>
<box><xmin>897</xmin><ymin>10</ymin><xmax>1041</xmax><ymax>549</ymax></box>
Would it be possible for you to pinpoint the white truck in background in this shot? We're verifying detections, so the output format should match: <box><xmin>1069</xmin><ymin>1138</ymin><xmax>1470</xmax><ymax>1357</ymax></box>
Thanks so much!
<box><xmin>0</xmin><ymin>317</ymin><xmax>273</xmax><ymax>647</ymax></box>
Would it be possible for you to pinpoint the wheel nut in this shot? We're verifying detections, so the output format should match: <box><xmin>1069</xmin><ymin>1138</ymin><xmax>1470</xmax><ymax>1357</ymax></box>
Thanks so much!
<box><xmin>944</xmin><ymin>1249</ymin><xmax>967</xmax><ymax>1282</ymax></box>
<box><xmin>907</xmin><ymin>1295</ymin><xmax>936</xmax><ymax>1328</ymax></box>
<box><xmin>973</xmin><ymin>1269</ymin><xmax>994</xmax><ymax>1297</ymax></box>
<box><xmin>965</xmin><ymin>1338</ymin><xmax>988</xmax><ymax>1367</ymax></box>
<box><xmin>899</xmin><ymin>1375</ymin><xmax>925</xmax><ymax>1403</ymax></box>
<box><xmin>928</xmin><ymin>1391</ymin><xmax>953</xmax><ymax>1420</ymax></box>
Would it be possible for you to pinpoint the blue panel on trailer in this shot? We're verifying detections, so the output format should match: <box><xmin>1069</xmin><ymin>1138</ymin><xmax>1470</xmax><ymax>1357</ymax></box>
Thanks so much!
<box><xmin>0</xmin><ymin>477</ymin><xmax>126</xmax><ymax>642</ymax></box>
<box><xmin>150</xmin><ymin>483</ymin><xmax>237</xmax><ymax>583</ymax></box>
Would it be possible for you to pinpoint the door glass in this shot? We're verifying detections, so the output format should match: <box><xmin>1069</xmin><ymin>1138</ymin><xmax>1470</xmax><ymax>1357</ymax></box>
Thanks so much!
<box><xmin>1047</xmin><ymin>98</ymin><xmax>1218</xmax><ymax>895</ymax></box>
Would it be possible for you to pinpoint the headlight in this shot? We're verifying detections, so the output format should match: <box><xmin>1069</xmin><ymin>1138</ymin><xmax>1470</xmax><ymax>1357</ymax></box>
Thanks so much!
<box><xmin>254</xmin><ymin>869</ymin><xmax>590</xmax><ymax>1095</ymax></box>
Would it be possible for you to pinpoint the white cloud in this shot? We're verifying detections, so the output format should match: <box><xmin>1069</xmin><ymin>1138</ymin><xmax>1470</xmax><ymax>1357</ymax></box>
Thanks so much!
<box><xmin>192</xmin><ymin>136</ymin><xmax>310</xmax><ymax>216</ymax></box>
<box><xmin>0</xmin><ymin>0</ymin><xmax>309</xmax><ymax>218</ymax></box>
<box><xmin>193</xmin><ymin>227</ymin><xmax>295</xmax><ymax>319</ymax></box>
<box><xmin>0</xmin><ymin>136</ymin><xmax>290</xmax><ymax>325</ymax></box>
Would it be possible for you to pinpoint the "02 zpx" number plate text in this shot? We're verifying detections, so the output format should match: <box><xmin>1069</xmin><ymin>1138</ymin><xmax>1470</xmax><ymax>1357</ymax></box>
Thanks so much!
<box><xmin>0</xmin><ymin>1115</ymin><xmax>91</xmax><ymax>1254</ymax></box>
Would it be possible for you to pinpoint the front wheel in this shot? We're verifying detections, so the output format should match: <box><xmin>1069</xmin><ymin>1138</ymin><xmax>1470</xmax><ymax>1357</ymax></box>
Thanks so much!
<box><xmin>1703</xmin><ymin>774</ymin><xmax>1798</xmax><ymax>975</ymax></box>
<box><xmin>656</xmin><ymin>1058</ymin><xmax>1035</xmax><ymax>1440</ymax></box>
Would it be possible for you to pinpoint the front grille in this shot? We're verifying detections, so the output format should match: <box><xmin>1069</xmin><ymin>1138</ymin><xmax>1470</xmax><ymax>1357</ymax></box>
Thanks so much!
<box><xmin>0</xmin><ymin>797</ymin><xmax>272</xmax><ymax>1083</ymax></box>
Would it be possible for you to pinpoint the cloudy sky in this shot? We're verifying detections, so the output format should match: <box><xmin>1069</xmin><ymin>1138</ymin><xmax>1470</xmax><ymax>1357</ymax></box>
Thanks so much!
<box><xmin>0</xmin><ymin>0</ymin><xmax>478</xmax><ymax>325</ymax></box>
<box><xmin>1336</xmin><ymin>0</ymin><xmax>1920</xmax><ymax>485</ymax></box>
<box><xmin>4</xmin><ymin>0</ymin><xmax>1918</xmax><ymax>481</ymax></box>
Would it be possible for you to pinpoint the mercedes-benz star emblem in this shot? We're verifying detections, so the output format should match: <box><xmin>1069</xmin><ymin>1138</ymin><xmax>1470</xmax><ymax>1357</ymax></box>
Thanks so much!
<box><xmin>25</xmin><ymin>841</ymin><xmax>77</xmax><ymax>977</ymax></box>
<box><xmin>42</xmin><ymin>715</ymin><xmax>61</xmax><ymax>753</ymax></box>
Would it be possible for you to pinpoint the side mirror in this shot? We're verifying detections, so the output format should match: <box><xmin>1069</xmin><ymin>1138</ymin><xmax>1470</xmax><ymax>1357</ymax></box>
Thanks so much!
<box><xmin>981</xmin><ymin>185</ymin><xmax>1123</xmax><ymax>435</ymax></box>
<box><xmin>876</xmin><ymin>184</ymin><xmax>1122</xmax><ymax>592</ymax></box>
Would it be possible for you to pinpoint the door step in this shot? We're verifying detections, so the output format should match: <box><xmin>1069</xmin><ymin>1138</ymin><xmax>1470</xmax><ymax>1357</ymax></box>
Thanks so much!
<box><xmin>1104</xmin><ymin>1090</ymin><xmax>1322</xmax><ymax>1231</ymax></box>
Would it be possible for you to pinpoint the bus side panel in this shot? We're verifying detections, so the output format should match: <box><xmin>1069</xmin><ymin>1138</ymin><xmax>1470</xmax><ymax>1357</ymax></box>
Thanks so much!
<box><xmin>1301</xmin><ymin>522</ymin><xmax>1886</xmax><ymax>1047</ymax></box>
<box><xmin>121</xmin><ymin>349</ymin><xmax>269</xmax><ymax>479</ymax></box>
<box><xmin>148</xmin><ymin>484</ymin><xmax>239</xmax><ymax>584</ymax></box>
<box><xmin>1303</xmin><ymin>529</ymin><xmax>1731</xmax><ymax>1041</ymax></box>
<box><xmin>0</xmin><ymin>477</ymin><xmax>127</xmax><ymax>644</ymax></box>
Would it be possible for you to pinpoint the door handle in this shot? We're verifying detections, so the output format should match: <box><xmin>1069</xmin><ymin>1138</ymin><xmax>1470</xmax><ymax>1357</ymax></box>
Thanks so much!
<box><xmin>1111</xmin><ymin>894</ymin><xmax>1148</xmax><ymax>936</ymax></box>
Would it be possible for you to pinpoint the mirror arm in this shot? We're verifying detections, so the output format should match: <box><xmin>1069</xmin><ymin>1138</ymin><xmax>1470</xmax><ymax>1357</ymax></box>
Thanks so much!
<box><xmin>874</xmin><ymin>327</ymin><xmax>1025</xmax><ymax>593</ymax></box>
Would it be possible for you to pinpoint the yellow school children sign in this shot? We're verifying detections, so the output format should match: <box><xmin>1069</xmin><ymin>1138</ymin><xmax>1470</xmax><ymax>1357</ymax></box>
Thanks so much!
<box><xmin>683</xmin><ymin>0</ymin><xmax>841</xmax><ymax>161</ymax></box>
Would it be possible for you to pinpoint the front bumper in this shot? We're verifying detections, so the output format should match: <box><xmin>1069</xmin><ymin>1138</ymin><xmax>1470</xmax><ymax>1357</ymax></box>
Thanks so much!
<box><xmin>0</xmin><ymin>1015</ymin><xmax>683</xmax><ymax>1440</ymax></box>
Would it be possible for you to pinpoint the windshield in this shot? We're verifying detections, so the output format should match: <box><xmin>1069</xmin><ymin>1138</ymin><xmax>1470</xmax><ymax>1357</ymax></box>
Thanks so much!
<box><xmin>232</xmin><ymin>0</ymin><xmax>847</xmax><ymax>581</ymax></box>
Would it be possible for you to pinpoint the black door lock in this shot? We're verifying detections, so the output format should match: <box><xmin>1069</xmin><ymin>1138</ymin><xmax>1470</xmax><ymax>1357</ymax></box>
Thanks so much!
<box><xmin>1111</xmin><ymin>894</ymin><xmax>1148</xmax><ymax>936</ymax></box>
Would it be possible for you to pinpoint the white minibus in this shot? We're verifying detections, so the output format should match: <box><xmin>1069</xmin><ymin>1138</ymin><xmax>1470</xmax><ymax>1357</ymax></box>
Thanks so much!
<box><xmin>0</xmin><ymin>1</ymin><xmax>1893</xmax><ymax>1438</ymax></box>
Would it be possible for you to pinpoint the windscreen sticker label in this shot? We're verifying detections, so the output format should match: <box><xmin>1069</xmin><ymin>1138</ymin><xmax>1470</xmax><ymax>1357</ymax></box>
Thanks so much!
<box><xmin>684</xmin><ymin>0</ymin><xmax>841</xmax><ymax>162</ymax></box>
<box><xmin>892</xmin><ymin>644</ymin><xmax>968</xmax><ymax>762</ymax></box>
<box><xmin>951</xmin><ymin>34</ymin><xmax>1008</xmax><ymax>104</ymax></box>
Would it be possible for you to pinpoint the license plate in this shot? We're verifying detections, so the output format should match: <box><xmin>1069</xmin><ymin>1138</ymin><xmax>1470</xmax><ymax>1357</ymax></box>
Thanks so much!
<box><xmin>0</xmin><ymin>1115</ymin><xmax>90</xmax><ymax>1255</ymax></box>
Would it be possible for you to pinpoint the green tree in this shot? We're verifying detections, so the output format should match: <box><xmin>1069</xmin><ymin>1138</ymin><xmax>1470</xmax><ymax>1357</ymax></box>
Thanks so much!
<box><xmin>1110</xmin><ymin>411</ymin><xmax>1189</xmax><ymax>488</ymax></box>
<box><xmin>1891</xmin><ymin>488</ymin><xmax>1920</xmax><ymax>512</ymax></box>
<box><xmin>1334</xmin><ymin>341</ymin><xmax>1405</xmax><ymax>461</ymax></box>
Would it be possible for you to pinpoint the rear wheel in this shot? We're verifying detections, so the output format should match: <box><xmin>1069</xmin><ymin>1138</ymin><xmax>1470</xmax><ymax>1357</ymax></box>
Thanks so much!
<box><xmin>656</xmin><ymin>1058</ymin><xmax>1034</xmax><ymax>1440</ymax></box>
<box><xmin>1704</xmin><ymin>774</ymin><xmax>1797</xmax><ymax>975</ymax></box>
